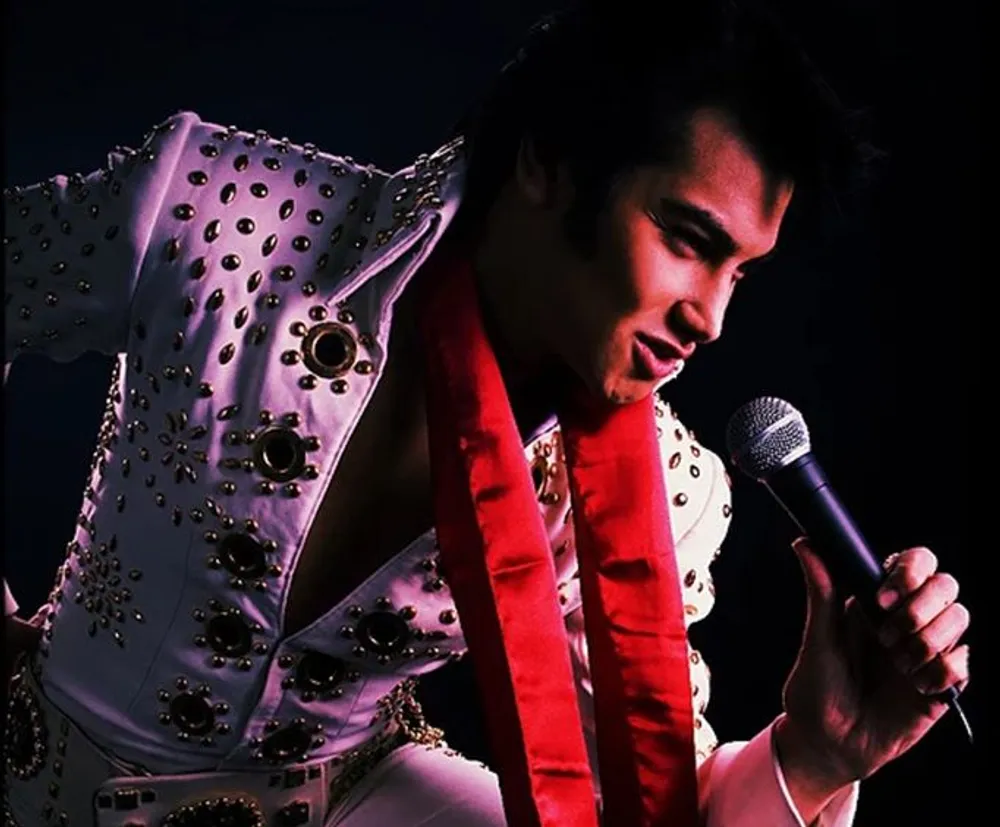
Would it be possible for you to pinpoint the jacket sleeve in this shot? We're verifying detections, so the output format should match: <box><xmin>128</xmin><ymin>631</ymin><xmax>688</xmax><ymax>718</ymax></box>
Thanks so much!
<box><xmin>561</xmin><ymin>410</ymin><xmax>860</xmax><ymax>825</ymax></box>
<box><xmin>3</xmin><ymin>110</ymin><xmax>200</xmax><ymax>616</ymax></box>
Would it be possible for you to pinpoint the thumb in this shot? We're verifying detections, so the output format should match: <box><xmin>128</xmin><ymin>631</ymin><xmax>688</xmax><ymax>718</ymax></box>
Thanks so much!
<box><xmin>791</xmin><ymin>537</ymin><xmax>839</xmax><ymax>643</ymax></box>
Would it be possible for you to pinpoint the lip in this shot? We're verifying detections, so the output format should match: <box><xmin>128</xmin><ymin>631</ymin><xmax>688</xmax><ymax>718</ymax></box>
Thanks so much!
<box><xmin>633</xmin><ymin>333</ymin><xmax>686</xmax><ymax>381</ymax></box>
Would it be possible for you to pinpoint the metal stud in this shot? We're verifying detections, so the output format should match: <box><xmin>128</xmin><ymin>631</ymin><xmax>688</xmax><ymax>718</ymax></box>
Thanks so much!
<box><xmin>190</xmin><ymin>257</ymin><xmax>208</xmax><ymax>280</ymax></box>
<box><xmin>204</xmin><ymin>219</ymin><xmax>222</xmax><ymax>243</ymax></box>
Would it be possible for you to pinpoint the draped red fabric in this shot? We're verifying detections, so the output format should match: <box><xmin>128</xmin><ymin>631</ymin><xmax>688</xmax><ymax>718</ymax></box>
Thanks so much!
<box><xmin>418</xmin><ymin>245</ymin><xmax>698</xmax><ymax>827</ymax></box>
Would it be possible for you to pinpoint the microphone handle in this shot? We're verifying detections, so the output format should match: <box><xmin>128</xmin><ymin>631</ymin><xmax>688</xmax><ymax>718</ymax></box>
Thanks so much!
<box><xmin>763</xmin><ymin>454</ymin><xmax>972</xmax><ymax>744</ymax></box>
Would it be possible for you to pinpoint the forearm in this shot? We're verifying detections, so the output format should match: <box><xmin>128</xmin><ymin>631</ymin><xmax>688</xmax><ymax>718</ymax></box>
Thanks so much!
<box><xmin>772</xmin><ymin>714</ymin><xmax>856</xmax><ymax>826</ymax></box>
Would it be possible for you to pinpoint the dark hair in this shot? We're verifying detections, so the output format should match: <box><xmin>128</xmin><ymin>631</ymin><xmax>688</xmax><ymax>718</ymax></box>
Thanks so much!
<box><xmin>452</xmin><ymin>0</ymin><xmax>882</xmax><ymax>252</ymax></box>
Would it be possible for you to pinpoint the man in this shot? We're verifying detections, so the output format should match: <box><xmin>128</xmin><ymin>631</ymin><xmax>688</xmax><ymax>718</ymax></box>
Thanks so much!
<box><xmin>3</xmin><ymin>2</ymin><xmax>971</xmax><ymax>825</ymax></box>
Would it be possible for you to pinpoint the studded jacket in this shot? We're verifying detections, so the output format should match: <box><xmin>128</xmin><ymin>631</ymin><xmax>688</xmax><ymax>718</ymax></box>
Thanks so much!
<box><xmin>4</xmin><ymin>111</ymin><xmax>858</xmax><ymax>824</ymax></box>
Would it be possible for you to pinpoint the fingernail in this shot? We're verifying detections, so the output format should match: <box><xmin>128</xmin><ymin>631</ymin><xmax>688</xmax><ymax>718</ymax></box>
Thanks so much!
<box><xmin>877</xmin><ymin>588</ymin><xmax>899</xmax><ymax>610</ymax></box>
<box><xmin>882</xmin><ymin>553</ymin><xmax>901</xmax><ymax>574</ymax></box>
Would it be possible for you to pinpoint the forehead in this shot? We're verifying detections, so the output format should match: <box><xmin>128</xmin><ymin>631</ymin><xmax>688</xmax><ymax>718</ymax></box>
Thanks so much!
<box><xmin>634</xmin><ymin>108</ymin><xmax>793</xmax><ymax>249</ymax></box>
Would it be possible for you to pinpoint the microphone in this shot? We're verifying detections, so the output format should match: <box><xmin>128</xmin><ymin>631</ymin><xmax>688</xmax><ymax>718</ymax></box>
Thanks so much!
<box><xmin>724</xmin><ymin>396</ymin><xmax>972</xmax><ymax>744</ymax></box>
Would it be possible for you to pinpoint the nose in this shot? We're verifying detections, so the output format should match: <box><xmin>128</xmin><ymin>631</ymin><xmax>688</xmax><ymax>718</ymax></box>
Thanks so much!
<box><xmin>671</xmin><ymin>282</ymin><xmax>730</xmax><ymax>346</ymax></box>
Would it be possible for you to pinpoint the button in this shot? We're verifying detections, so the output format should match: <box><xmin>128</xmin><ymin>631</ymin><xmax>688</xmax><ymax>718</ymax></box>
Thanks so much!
<box><xmin>218</xmin><ymin>533</ymin><xmax>268</xmax><ymax>578</ymax></box>
<box><xmin>207</xmin><ymin>613</ymin><xmax>252</xmax><ymax>657</ymax></box>
<box><xmin>169</xmin><ymin>693</ymin><xmax>215</xmax><ymax>735</ymax></box>
<box><xmin>355</xmin><ymin>612</ymin><xmax>410</xmax><ymax>655</ymax></box>
<box><xmin>295</xmin><ymin>652</ymin><xmax>346</xmax><ymax>691</ymax></box>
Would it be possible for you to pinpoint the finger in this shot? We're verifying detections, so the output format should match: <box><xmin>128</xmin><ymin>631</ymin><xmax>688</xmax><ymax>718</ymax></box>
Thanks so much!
<box><xmin>911</xmin><ymin>643</ymin><xmax>970</xmax><ymax>696</ymax></box>
<box><xmin>877</xmin><ymin>572</ymin><xmax>960</xmax><ymax>648</ymax></box>
<box><xmin>889</xmin><ymin>601</ymin><xmax>970</xmax><ymax>674</ymax></box>
<box><xmin>876</xmin><ymin>546</ymin><xmax>938</xmax><ymax>610</ymax></box>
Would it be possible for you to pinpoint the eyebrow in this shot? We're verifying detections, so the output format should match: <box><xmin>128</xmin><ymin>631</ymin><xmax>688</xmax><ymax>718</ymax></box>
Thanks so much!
<box><xmin>658</xmin><ymin>196</ymin><xmax>777</xmax><ymax>270</ymax></box>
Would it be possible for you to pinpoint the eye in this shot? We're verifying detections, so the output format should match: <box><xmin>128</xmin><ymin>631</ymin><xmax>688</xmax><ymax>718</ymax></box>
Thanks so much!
<box><xmin>650</xmin><ymin>215</ymin><xmax>712</xmax><ymax>260</ymax></box>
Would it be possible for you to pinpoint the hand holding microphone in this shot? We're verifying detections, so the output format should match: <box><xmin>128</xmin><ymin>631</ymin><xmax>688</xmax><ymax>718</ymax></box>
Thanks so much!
<box><xmin>724</xmin><ymin>397</ymin><xmax>972</xmax><ymax>785</ymax></box>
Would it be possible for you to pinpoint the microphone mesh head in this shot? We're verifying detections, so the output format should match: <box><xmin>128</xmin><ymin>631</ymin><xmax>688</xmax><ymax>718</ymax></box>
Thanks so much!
<box><xmin>725</xmin><ymin>396</ymin><xmax>812</xmax><ymax>479</ymax></box>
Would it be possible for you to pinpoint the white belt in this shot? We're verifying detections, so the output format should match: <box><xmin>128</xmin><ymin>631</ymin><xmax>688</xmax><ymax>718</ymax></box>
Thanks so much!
<box><xmin>4</xmin><ymin>656</ymin><xmax>410</xmax><ymax>827</ymax></box>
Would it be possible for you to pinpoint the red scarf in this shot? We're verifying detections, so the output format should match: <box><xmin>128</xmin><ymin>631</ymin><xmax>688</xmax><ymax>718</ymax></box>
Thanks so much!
<box><xmin>418</xmin><ymin>244</ymin><xmax>698</xmax><ymax>827</ymax></box>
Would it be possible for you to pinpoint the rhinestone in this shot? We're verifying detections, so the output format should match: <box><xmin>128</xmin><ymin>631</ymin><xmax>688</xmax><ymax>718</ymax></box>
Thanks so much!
<box><xmin>169</xmin><ymin>692</ymin><xmax>215</xmax><ymax>735</ymax></box>
<box><xmin>220</xmin><ymin>183</ymin><xmax>237</xmax><ymax>204</ymax></box>
<box><xmin>236</xmin><ymin>217</ymin><xmax>256</xmax><ymax>235</ymax></box>
<box><xmin>295</xmin><ymin>653</ymin><xmax>346</xmax><ymax>692</ymax></box>
<box><xmin>233</xmin><ymin>155</ymin><xmax>250</xmax><ymax>172</ymax></box>
<box><xmin>199</xmin><ymin>144</ymin><xmax>220</xmax><ymax>158</ymax></box>
<box><xmin>206</xmin><ymin>613</ymin><xmax>252</xmax><ymax>656</ymax></box>
<box><xmin>261</xmin><ymin>723</ymin><xmax>311</xmax><ymax>762</ymax></box>
<box><xmin>247</xmin><ymin>270</ymin><xmax>264</xmax><ymax>292</ymax></box>
<box><xmin>291</xmin><ymin>236</ymin><xmax>311</xmax><ymax>252</ymax></box>
<box><xmin>188</xmin><ymin>171</ymin><xmax>208</xmax><ymax>186</ymax></box>
<box><xmin>355</xmin><ymin>612</ymin><xmax>410</xmax><ymax>656</ymax></box>
<box><xmin>250</xmin><ymin>183</ymin><xmax>269</xmax><ymax>198</ymax></box>
<box><xmin>261</xmin><ymin>234</ymin><xmax>278</xmax><ymax>256</ymax></box>
<box><xmin>173</xmin><ymin>204</ymin><xmax>196</xmax><ymax>221</ymax></box>
<box><xmin>221</xmin><ymin>254</ymin><xmax>241</xmax><ymax>271</ymax></box>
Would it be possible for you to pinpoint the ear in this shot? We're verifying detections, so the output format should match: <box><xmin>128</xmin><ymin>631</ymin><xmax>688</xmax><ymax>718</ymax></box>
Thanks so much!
<box><xmin>514</xmin><ymin>136</ymin><xmax>570</xmax><ymax>209</ymax></box>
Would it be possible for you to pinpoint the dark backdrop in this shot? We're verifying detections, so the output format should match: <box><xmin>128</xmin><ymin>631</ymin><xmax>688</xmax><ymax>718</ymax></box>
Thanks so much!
<box><xmin>4</xmin><ymin>1</ymin><xmax>983</xmax><ymax>824</ymax></box>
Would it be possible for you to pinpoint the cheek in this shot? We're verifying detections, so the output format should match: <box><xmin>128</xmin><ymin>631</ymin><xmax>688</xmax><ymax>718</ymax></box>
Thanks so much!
<box><xmin>612</xmin><ymin>223</ymin><xmax>678</xmax><ymax>316</ymax></box>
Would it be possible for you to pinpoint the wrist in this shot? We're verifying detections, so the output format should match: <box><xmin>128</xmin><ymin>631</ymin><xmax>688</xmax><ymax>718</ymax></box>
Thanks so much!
<box><xmin>773</xmin><ymin>714</ymin><xmax>855</xmax><ymax>822</ymax></box>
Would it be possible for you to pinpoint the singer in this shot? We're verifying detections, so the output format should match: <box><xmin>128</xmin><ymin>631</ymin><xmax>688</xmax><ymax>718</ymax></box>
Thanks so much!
<box><xmin>3</xmin><ymin>2</ymin><xmax>970</xmax><ymax>826</ymax></box>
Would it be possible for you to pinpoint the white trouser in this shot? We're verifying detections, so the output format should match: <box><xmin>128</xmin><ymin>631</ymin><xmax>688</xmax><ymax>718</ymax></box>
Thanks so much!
<box><xmin>326</xmin><ymin>742</ymin><xmax>507</xmax><ymax>826</ymax></box>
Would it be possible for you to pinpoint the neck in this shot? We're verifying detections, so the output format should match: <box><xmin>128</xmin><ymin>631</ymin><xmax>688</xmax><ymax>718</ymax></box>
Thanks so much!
<box><xmin>469</xmin><ymin>227</ymin><xmax>571</xmax><ymax>439</ymax></box>
<box><xmin>411</xmin><ymin>220</ymin><xmax>570</xmax><ymax>440</ymax></box>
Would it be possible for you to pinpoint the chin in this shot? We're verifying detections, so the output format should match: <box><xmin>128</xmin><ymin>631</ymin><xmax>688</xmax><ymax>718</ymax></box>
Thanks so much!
<box><xmin>600</xmin><ymin>372</ymin><xmax>654</xmax><ymax>406</ymax></box>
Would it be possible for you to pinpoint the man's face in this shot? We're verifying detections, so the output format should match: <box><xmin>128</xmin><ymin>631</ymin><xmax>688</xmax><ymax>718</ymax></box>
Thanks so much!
<box><xmin>525</xmin><ymin>108</ymin><xmax>794</xmax><ymax>405</ymax></box>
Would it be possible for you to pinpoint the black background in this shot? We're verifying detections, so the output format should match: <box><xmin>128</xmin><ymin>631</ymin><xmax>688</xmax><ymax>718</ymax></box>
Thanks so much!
<box><xmin>4</xmin><ymin>1</ymin><xmax>983</xmax><ymax>824</ymax></box>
